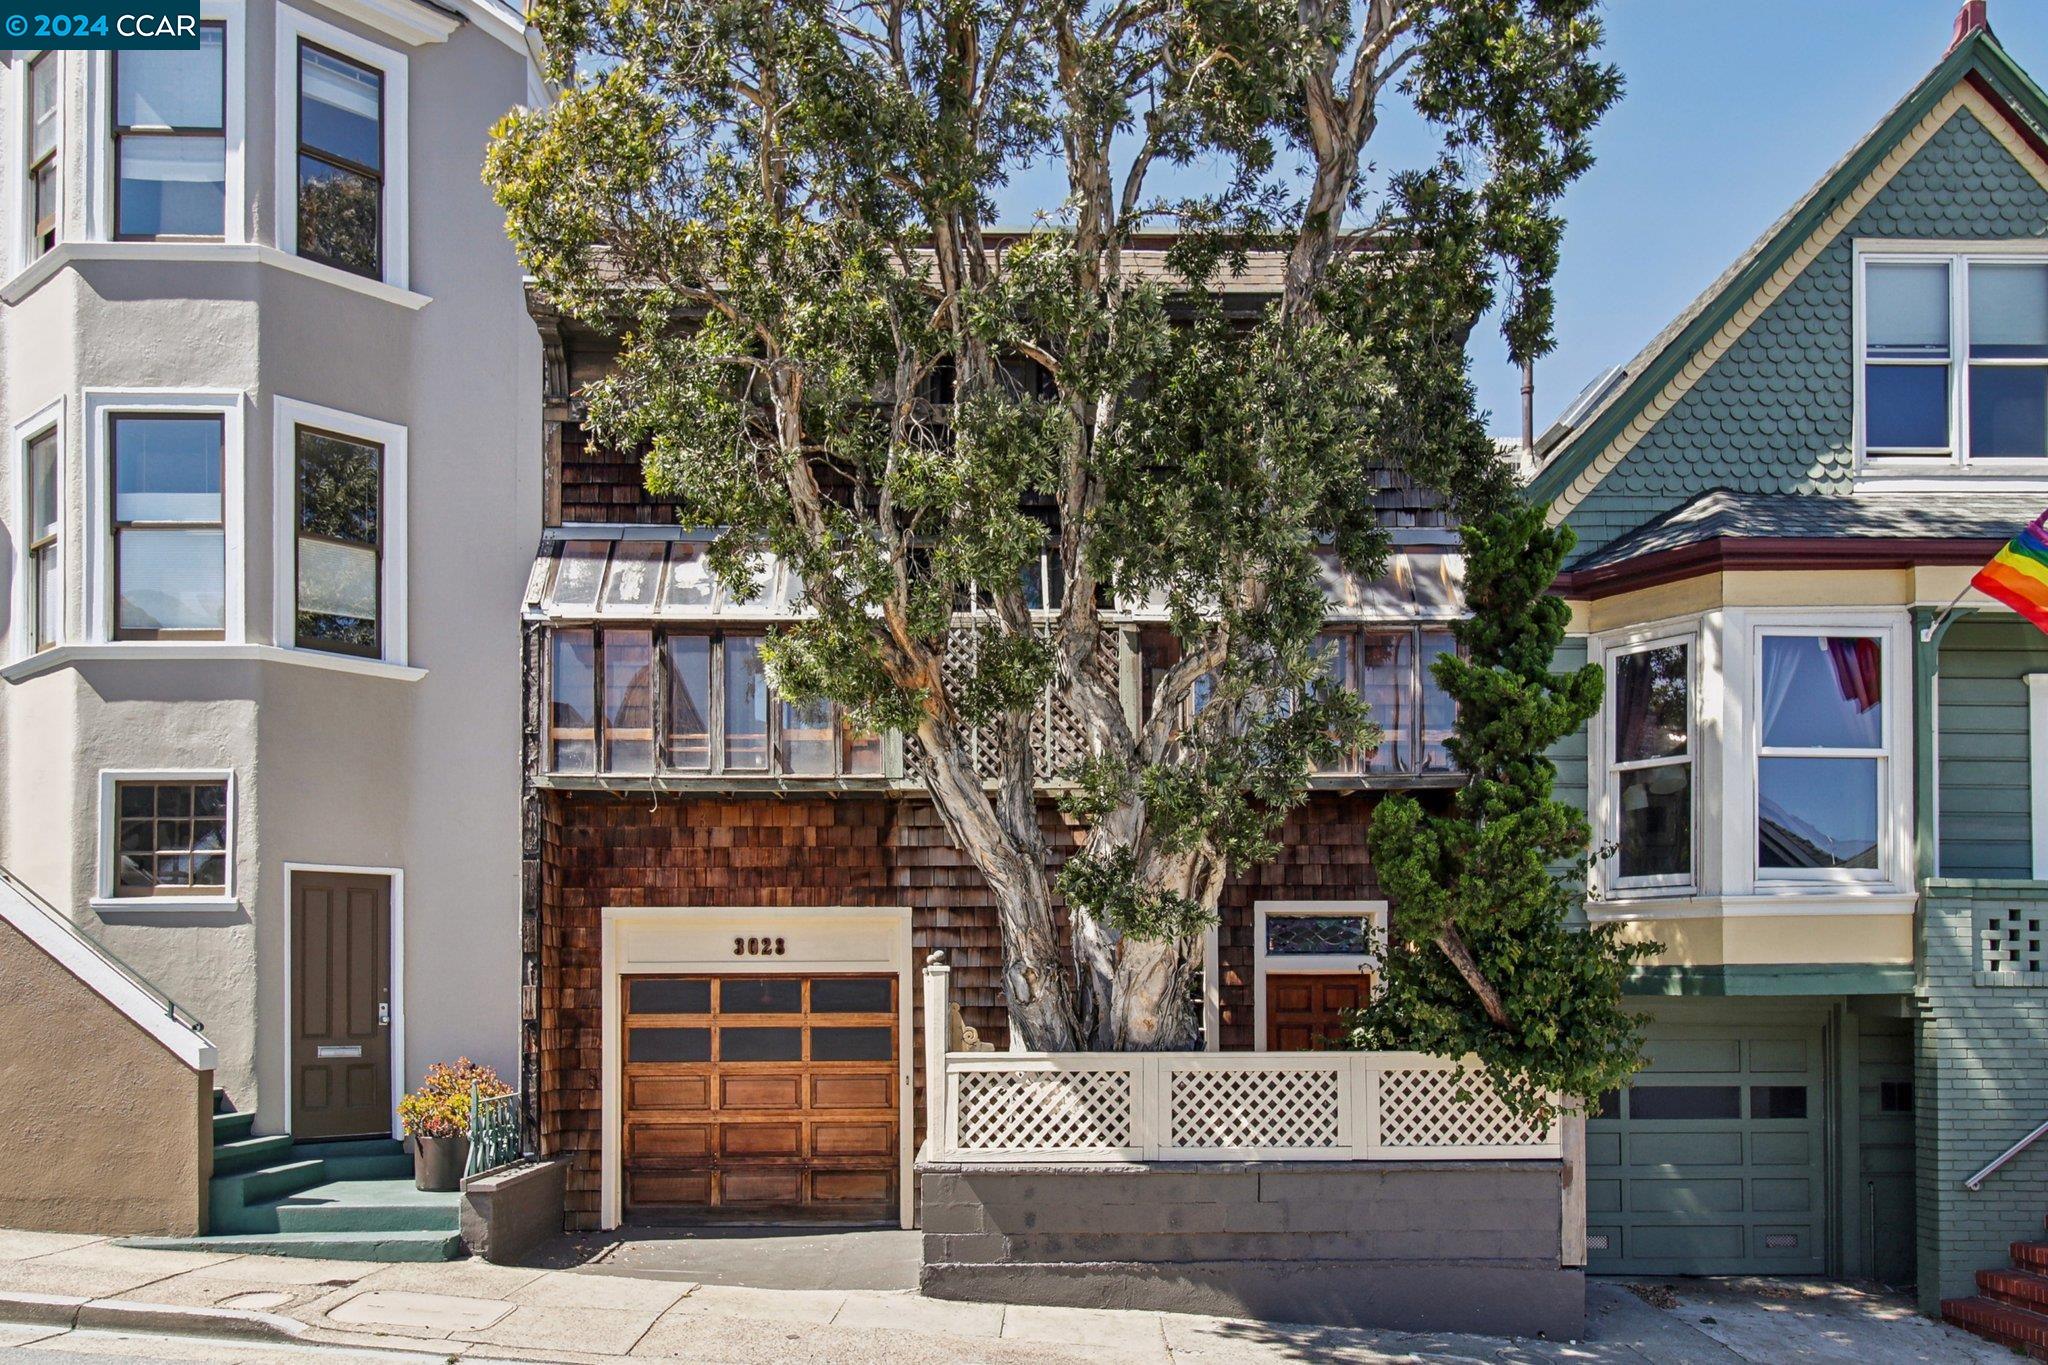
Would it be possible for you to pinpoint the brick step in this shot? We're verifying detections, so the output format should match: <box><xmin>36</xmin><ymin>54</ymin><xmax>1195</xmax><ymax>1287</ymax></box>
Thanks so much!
<box><xmin>2017</xmin><ymin>1242</ymin><xmax>2048</xmax><ymax>1274</ymax></box>
<box><xmin>1984</xmin><ymin>1267</ymin><xmax>2048</xmax><ymax>1313</ymax></box>
<box><xmin>1944</xmin><ymin>1295</ymin><xmax>2048</xmax><ymax>1359</ymax></box>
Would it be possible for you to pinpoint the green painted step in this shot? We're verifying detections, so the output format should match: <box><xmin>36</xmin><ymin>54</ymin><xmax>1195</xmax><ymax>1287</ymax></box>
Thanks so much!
<box><xmin>118</xmin><ymin>1229</ymin><xmax>462</xmax><ymax>1263</ymax></box>
<box><xmin>209</xmin><ymin>1159</ymin><xmax>328</xmax><ymax>1234</ymax></box>
<box><xmin>290</xmin><ymin>1139</ymin><xmax>411</xmax><ymax>1182</ymax></box>
<box><xmin>212</xmin><ymin>1134</ymin><xmax>294</xmax><ymax>1175</ymax></box>
<box><xmin>267</xmin><ymin>1179</ymin><xmax>459</xmax><ymax>1234</ymax></box>
<box><xmin>211</xmin><ymin>1111</ymin><xmax>254</xmax><ymax>1144</ymax></box>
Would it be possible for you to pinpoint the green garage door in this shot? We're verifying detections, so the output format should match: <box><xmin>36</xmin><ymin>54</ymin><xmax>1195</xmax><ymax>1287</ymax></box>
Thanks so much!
<box><xmin>1587</xmin><ymin>1021</ymin><xmax>1827</xmax><ymax>1274</ymax></box>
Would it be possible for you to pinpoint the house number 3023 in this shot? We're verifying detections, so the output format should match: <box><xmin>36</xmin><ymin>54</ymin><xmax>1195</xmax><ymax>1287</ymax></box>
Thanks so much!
<box><xmin>734</xmin><ymin>936</ymin><xmax>786</xmax><ymax>957</ymax></box>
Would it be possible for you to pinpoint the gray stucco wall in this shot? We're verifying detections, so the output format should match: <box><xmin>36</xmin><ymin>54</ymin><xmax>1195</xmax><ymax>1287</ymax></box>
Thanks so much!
<box><xmin>920</xmin><ymin>1161</ymin><xmax>1581</xmax><ymax>1338</ymax></box>
<box><xmin>0</xmin><ymin>9</ymin><xmax>539</xmax><ymax>1131</ymax></box>
<box><xmin>1561</xmin><ymin>107</ymin><xmax>2048</xmax><ymax>558</ymax></box>
<box><xmin>1917</xmin><ymin>879</ymin><xmax>2048</xmax><ymax>1311</ymax></box>
<box><xmin>1937</xmin><ymin>617</ymin><xmax>2048</xmax><ymax>880</ymax></box>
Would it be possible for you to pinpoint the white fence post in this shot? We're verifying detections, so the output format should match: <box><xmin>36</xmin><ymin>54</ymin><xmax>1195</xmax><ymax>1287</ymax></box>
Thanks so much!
<box><xmin>921</xmin><ymin>951</ymin><xmax>951</xmax><ymax>1159</ymax></box>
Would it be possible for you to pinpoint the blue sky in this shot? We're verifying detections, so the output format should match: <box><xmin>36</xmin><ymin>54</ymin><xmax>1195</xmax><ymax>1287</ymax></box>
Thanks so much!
<box><xmin>993</xmin><ymin>1</ymin><xmax>2048</xmax><ymax>440</ymax></box>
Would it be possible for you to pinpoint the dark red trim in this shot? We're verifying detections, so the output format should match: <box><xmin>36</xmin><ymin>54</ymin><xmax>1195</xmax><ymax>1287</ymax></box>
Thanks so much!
<box><xmin>1964</xmin><ymin>70</ymin><xmax>2048</xmax><ymax>167</ymax></box>
<box><xmin>1553</xmin><ymin>536</ymin><xmax>2005</xmax><ymax>599</ymax></box>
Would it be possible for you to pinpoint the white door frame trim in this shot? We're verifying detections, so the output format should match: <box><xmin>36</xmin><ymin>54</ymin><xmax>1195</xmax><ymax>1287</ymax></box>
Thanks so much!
<box><xmin>1251</xmin><ymin>899</ymin><xmax>1386</xmax><ymax>1051</ymax></box>
<box><xmin>599</xmin><ymin>904</ymin><xmax>916</xmax><ymax>1231</ymax></box>
<box><xmin>280</xmin><ymin>862</ymin><xmax>405</xmax><ymax>1141</ymax></box>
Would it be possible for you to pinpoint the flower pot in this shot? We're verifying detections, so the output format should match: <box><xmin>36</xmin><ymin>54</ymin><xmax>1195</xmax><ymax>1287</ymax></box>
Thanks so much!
<box><xmin>413</xmin><ymin>1133</ymin><xmax>471</xmax><ymax>1191</ymax></box>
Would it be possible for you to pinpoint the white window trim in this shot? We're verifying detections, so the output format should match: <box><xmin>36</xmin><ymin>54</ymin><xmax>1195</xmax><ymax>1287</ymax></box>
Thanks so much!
<box><xmin>274</xmin><ymin>4</ymin><xmax>410</xmax><ymax>291</ymax></box>
<box><xmin>1738</xmin><ymin>612</ymin><xmax>1914</xmax><ymax>892</ymax></box>
<box><xmin>8</xmin><ymin>50</ymin><xmax>62</xmax><ymax>278</ymax></box>
<box><xmin>82</xmin><ymin>388</ymin><xmax>247</xmax><ymax>646</ymax></box>
<box><xmin>1</xmin><ymin>241</ymin><xmax>432</xmax><ymax>311</ymax></box>
<box><xmin>1598</xmin><ymin>631</ymin><xmax>1699</xmax><ymax>896</ymax></box>
<box><xmin>270</xmin><ymin>397</ymin><xmax>408</xmax><ymax>665</ymax></box>
<box><xmin>83</xmin><ymin>1</ymin><xmax>248</xmax><ymax>245</ymax></box>
<box><xmin>2028</xmin><ymin>674</ymin><xmax>2048</xmax><ymax>879</ymax></box>
<box><xmin>10</xmin><ymin>397</ymin><xmax>64</xmax><ymax>664</ymax></box>
<box><xmin>1854</xmin><ymin>241</ymin><xmax>2048</xmax><ymax>486</ymax></box>
<box><xmin>92</xmin><ymin>767</ymin><xmax>238</xmax><ymax>910</ymax></box>
<box><xmin>1588</xmin><ymin>614</ymin><xmax>1718</xmax><ymax>904</ymax></box>
<box><xmin>1250</xmin><ymin>900</ymin><xmax>1385</xmax><ymax>1051</ymax></box>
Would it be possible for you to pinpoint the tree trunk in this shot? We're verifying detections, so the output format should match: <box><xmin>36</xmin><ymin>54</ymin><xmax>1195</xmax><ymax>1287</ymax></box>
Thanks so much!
<box><xmin>1434</xmin><ymin>922</ymin><xmax>1511</xmax><ymax>1028</ymax></box>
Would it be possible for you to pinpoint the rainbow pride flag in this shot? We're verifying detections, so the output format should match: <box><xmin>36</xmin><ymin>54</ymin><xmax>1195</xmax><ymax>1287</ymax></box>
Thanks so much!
<box><xmin>1973</xmin><ymin>510</ymin><xmax>2048</xmax><ymax>634</ymax></box>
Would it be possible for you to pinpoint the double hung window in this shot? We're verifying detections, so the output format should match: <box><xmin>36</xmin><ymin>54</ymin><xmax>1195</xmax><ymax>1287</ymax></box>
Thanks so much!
<box><xmin>27</xmin><ymin>52</ymin><xmax>58</xmax><ymax>255</ymax></box>
<box><xmin>26</xmin><ymin>427</ymin><xmax>59</xmax><ymax>651</ymax></box>
<box><xmin>1756</xmin><ymin>632</ymin><xmax>1886</xmax><ymax>876</ymax></box>
<box><xmin>111</xmin><ymin>24</ymin><xmax>227</xmax><ymax>240</ymax></box>
<box><xmin>1608</xmin><ymin>641</ymin><xmax>1692</xmax><ymax>887</ymax></box>
<box><xmin>109</xmin><ymin>413</ymin><xmax>225</xmax><ymax>639</ymax></box>
<box><xmin>295</xmin><ymin>41</ymin><xmax>383</xmax><ymax>277</ymax></box>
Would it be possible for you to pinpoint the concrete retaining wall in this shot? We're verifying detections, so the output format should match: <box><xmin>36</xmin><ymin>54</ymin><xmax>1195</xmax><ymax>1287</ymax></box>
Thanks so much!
<box><xmin>919</xmin><ymin>1159</ymin><xmax>1581</xmax><ymax>1338</ymax></box>
<box><xmin>461</xmin><ymin>1157</ymin><xmax>568</xmax><ymax>1264</ymax></box>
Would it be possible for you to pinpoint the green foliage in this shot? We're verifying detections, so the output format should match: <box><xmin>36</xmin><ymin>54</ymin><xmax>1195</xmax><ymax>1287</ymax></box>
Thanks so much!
<box><xmin>1358</xmin><ymin>505</ymin><xmax>1651</xmax><ymax>1121</ymax></box>
<box><xmin>487</xmin><ymin>0</ymin><xmax>1622</xmax><ymax>1049</ymax></box>
<box><xmin>397</xmin><ymin>1059</ymin><xmax>512</xmax><ymax>1141</ymax></box>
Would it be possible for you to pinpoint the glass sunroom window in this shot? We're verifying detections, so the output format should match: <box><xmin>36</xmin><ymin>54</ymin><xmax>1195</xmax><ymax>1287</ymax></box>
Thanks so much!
<box><xmin>112</xmin><ymin>25</ymin><xmax>226</xmax><ymax>240</ymax></box>
<box><xmin>1610</xmin><ymin>642</ymin><xmax>1691</xmax><ymax>884</ymax></box>
<box><xmin>1757</xmin><ymin>633</ymin><xmax>1885</xmax><ymax>875</ymax></box>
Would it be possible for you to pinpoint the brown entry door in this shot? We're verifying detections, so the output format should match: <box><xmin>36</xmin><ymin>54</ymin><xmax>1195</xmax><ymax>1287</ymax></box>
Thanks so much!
<box><xmin>291</xmin><ymin>872</ymin><xmax>392</xmax><ymax>1139</ymax></box>
<box><xmin>1266</xmin><ymin>972</ymin><xmax>1371</xmax><ymax>1050</ymax></box>
<box><xmin>623</xmin><ymin>974</ymin><xmax>899</xmax><ymax>1223</ymax></box>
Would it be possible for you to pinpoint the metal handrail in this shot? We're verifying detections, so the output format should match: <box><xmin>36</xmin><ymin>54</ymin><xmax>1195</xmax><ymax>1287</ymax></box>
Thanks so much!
<box><xmin>0</xmin><ymin>863</ymin><xmax>206</xmax><ymax>1035</ymax></box>
<box><xmin>1966</xmin><ymin>1117</ymin><xmax>2048</xmax><ymax>1190</ymax></box>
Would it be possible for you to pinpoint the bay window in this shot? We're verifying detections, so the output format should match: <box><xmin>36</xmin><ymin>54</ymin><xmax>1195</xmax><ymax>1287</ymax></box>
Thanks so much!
<box><xmin>26</xmin><ymin>426</ymin><xmax>59</xmax><ymax>652</ymax></box>
<box><xmin>293</xmin><ymin>425</ymin><xmax>381</xmax><ymax>655</ymax></box>
<box><xmin>1313</xmin><ymin>625</ymin><xmax>1460</xmax><ymax>775</ymax></box>
<box><xmin>111</xmin><ymin>24</ymin><xmax>227</xmax><ymax>240</ymax></box>
<box><xmin>109</xmin><ymin>413</ymin><xmax>224</xmax><ymax>639</ymax></box>
<box><xmin>1608</xmin><ymin>640</ymin><xmax>1692</xmax><ymax>887</ymax></box>
<box><xmin>27</xmin><ymin>52</ymin><xmax>58</xmax><ymax>256</ymax></box>
<box><xmin>1756</xmin><ymin>632</ymin><xmax>1885</xmax><ymax>876</ymax></box>
<box><xmin>548</xmin><ymin>628</ymin><xmax>882</xmax><ymax>778</ymax></box>
<box><xmin>1861</xmin><ymin>250</ymin><xmax>2048</xmax><ymax>465</ymax></box>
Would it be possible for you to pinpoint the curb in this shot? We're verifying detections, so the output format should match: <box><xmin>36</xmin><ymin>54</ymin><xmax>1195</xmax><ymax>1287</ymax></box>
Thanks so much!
<box><xmin>0</xmin><ymin>1292</ymin><xmax>309</xmax><ymax>1343</ymax></box>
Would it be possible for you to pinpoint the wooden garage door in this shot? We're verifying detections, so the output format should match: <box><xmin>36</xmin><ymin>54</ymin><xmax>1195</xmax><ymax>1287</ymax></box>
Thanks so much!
<box><xmin>622</xmin><ymin>974</ymin><xmax>898</xmax><ymax>1222</ymax></box>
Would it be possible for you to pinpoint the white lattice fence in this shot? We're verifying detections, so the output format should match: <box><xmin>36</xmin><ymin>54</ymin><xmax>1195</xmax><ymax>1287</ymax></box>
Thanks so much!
<box><xmin>937</xmin><ymin>1048</ymin><xmax>1557</xmax><ymax>1163</ymax></box>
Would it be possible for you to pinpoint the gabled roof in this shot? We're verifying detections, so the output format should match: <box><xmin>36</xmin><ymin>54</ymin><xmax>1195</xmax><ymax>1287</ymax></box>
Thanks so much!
<box><xmin>1526</xmin><ymin>23</ymin><xmax>2048</xmax><ymax>515</ymax></box>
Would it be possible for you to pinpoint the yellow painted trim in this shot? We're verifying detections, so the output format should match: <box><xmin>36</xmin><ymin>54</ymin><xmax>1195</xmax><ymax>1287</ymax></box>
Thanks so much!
<box><xmin>1548</xmin><ymin>86</ymin><xmax>2048</xmax><ymax>525</ymax></box>
<box><xmin>1610</xmin><ymin>913</ymin><xmax>1913</xmax><ymax>968</ymax></box>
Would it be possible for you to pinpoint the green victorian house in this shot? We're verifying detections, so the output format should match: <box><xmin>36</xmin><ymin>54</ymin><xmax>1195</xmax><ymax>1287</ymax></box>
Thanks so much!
<box><xmin>1527</xmin><ymin>2</ymin><xmax>2048</xmax><ymax>1339</ymax></box>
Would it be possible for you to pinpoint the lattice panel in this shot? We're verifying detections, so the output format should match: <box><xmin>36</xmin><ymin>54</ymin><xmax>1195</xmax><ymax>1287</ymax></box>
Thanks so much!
<box><xmin>952</xmin><ymin>1068</ymin><xmax>1134</xmax><ymax>1152</ymax></box>
<box><xmin>1376</xmin><ymin>1067</ymin><xmax>1547</xmax><ymax>1149</ymax></box>
<box><xmin>1167</xmin><ymin>1066</ymin><xmax>1342</xmax><ymax>1150</ymax></box>
<box><xmin>1983</xmin><ymin>907</ymin><xmax>2048</xmax><ymax>975</ymax></box>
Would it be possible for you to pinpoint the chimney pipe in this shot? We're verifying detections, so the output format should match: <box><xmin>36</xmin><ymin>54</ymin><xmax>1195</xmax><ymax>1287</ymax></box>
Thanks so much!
<box><xmin>1520</xmin><ymin>358</ymin><xmax>1536</xmax><ymax>467</ymax></box>
<box><xmin>1951</xmin><ymin>1</ymin><xmax>1990</xmax><ymax>54</ymax></box>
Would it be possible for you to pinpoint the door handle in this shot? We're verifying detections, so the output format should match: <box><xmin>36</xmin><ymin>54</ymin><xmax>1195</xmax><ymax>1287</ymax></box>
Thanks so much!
<box><xmin>378</xmin><ymin>1002</ymin><xmax>390</xmax><ymax>1026</ymax></box>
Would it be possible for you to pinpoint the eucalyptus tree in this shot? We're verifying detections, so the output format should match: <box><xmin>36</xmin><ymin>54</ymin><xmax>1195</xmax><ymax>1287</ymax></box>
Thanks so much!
<box><xmin>489</xmin><ymin>0</ymin><xmax>1620</xmax><ymax>1051</ymax></box>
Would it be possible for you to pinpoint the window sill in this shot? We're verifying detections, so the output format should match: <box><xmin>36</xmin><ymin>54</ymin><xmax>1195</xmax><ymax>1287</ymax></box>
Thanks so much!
<box><xmin>1854</xmin><ymin>469</ymin><xmax>2048</xmax><ymax>495</ymax></box>
<box><xmin>1587</xmin><ymin>889</ymin><xmax>1918</xmax><ymax>921</ymax></box>
<box><xmin>3</xmin><ymin>643</ymin><xmax>425</xmax><ymax>684</ymax></box>
<box><xmin>89</xmin><ymin>896</ymin><xmax>241</xmax><ymax>916</ymax></box>
<box><xmin>1</xmin><ymin>241</ymin><xmax>429</xmax><ymax>310</ymax></box>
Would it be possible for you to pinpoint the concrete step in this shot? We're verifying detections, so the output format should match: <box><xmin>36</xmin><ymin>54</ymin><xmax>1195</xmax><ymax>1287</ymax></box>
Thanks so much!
<box><xmin>211</xmin><ymin>1087</ymin><xmax>228</xmax><ymax>1115</ymax></box>
<box><xmin>1984</xmin><ymin>1267</ymin><xmax>2048</xmax><ymax>1314</ymax></box>
<box><xmin>290</xmin><ymin>1139</ymin><xmax>410</xmax><ymax>1182</ymax></box>
<box><xmin>1945</xmin><ymin>1295</ymin><xmax>2048</xmax><ymax>1359</ymax></box>
<box><xmin>211</xmin><ymin>1111</ymin><xmax>254</xmax><ymax>1145</ymax></box>
<box><xmin>117</xmin><ymin>1229</ymin><xmax>462</xmax><ymax>1263</ymax></box>
<box><xmin>266</xmin><ymin>1179</ymin><xmax>459</xmax><ymax>1235</ymax></box>
<box><xmin>2018</xmin><ymin>1242</ymin><xmax>2048</xmax><ymax>1274</ymax></box>
<box><xmin>208</xmin><ymin>1159</ymin><xmax>328</xmax><ymax>1235</ymax></box>
<box><xmin>211</xmin><ymin>1134</ymin><xmax>294</xmax><ymax>1176</ymax></box>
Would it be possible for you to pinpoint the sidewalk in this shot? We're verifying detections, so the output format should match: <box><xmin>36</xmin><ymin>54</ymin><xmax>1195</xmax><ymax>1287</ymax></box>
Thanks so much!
<box><xmin>0</xmin><ymin>1228</ymin><xmax>2012</xmax><ymax>1364</ymax></box>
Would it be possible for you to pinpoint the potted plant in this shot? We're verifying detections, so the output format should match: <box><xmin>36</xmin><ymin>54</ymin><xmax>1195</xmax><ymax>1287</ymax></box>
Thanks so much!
<box><xmin>398</xmin><ymin>1059</ymin><xmax>510</xmax><ymax>1192</ymax></box>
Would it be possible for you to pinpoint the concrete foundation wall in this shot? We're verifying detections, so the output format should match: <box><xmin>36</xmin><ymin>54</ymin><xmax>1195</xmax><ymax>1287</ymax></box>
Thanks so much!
<box><xmin>460</xmin><ymin>1158</ymin><xmax>568</xmax><ymax>1265</ymax></box>
<box><xmin>0</xmin><ymin>917</ymin><xmax>211</xmax><ymax>1235</ymax></box>
<box><xmin>919</xmin><ymin>1160</ymin><xmax>1581</xmax><ymax>1338</ymax></box>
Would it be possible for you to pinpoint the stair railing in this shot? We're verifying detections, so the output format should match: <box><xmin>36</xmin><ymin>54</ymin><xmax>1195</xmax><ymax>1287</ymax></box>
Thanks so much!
<box><xmin>0</xmin><ymin>862</ymin><xmax>205</xmax><ymax>1035</ymax></box>
<box><xmin>1966</xmin><ymin>1117</ymin><xmax>2048</xmax><ymax>1190</ymax></box>
<box><xmin>467</xmin><ymin>1083</ymin><xmax>524</xmax><ymax>1178</ymax></box>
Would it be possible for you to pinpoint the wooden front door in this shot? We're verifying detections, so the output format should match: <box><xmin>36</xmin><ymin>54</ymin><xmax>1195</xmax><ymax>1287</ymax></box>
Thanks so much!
<box><xmin>291</xmin><ymin>871</ymin><xmax>392</xmax><ymax>1139</ymax></box>
<box><xmin>1266</xmin><ymin>972</ymin><xmax>1371</xmax><ymax>1050</ymax></box>
<box><xmin>622</xmin><ymin>973</ymin><xmax>899</xmax><ymax>1223</ymax></box>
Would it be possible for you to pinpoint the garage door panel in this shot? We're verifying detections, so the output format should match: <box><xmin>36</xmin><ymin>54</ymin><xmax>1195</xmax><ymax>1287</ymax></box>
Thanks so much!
<box><xmin>1750</xmin><ymin>1131</ymin><xmax>1811</xmax><ymax>1165</ymax></box>
<box><xmin>1630</xmin><ymin>1178</ymin><xmax>1745</xmax><ymax>1214</ymax></box>
<box><xmin>1587</xmin><ymin>1179</ymin><xmax>1622</xmax><ymax>1214</ymax></box>
<box><xmin>623</xmin><ymin>973</ymin><xmax>898</xmax><ymax>1223</ymax></box>
<box><xmin>1632</xmin><ymin>1224</ymin><xmax>1746</xmax><ymax>1261</ymax></box>
<box><xmin>1747</xmin><ymin>1039</ymin><xmax>1808</xmax><ymax>1072</ymax></box>
<box><xmin>1627</xmin><ymin>1131</ymin><xmax>1743</xmax><ymax>1166</ymax></box>
<box><xmin>1755</xmin><ymin>1227</ymin><xmax>1814</xmax><ymax>1259</ymax></box>
<box><xmin>1752</xmin><ymin>1178</ymin><xmax>1813</xmax><ymax>1213</ymax></box>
